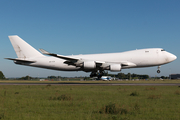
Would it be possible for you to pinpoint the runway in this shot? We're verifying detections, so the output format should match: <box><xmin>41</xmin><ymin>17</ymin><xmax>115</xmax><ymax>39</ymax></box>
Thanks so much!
<box><xmin>0</xmin><ymin>82</ymin><xmax>180</xmax><ymax>86</ymax></box>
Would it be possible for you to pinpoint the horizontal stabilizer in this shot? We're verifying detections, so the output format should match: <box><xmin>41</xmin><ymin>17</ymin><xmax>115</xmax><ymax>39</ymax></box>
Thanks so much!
<box><xmin>5</xmin><ymin>58</ymin><xmax>36</xmax><ymax>63</ymax></box>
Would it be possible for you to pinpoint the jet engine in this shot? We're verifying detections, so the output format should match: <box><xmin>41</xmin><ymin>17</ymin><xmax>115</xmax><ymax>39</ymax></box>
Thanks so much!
<box><xmin>110</xmin><ymin>64</ymin><xmax>121</xmax><ymax>71</ymax></box>
<box><xmin>83</xmin><ymin>61</ymin><xmax>96</xmax><ymax>69</ymax></box>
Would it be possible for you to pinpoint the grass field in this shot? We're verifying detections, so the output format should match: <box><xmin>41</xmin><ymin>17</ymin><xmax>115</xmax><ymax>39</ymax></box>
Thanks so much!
<box><xmin>0</xmin><ymin>82</ymin><xmax>180</xmax><ymax>120</ymax></box>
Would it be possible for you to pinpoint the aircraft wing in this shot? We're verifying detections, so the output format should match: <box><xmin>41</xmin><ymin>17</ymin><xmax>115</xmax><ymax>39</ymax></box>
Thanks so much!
<box><xmin>120</xmin><ymin>61</ymin><xmax>137</xmax><ymax>66</ymax></box>
<box><xmin>39</xmin><ymin>49</ymin><xmax>107</xmax><ymax>67</ymax></box>
<box><xmin>39</xmin><ymin>49</ymin><xmax>136</xmax><ymax>70</ymax></box>
<box><xmin>39</xmin><ymin>49</ymin><xmax>79</xmax><ymax>61</ymax></box>
<box><xmin>5</xmin><ymin>58</ymin><xmax>36</xmax><ymax>63</ymax></box>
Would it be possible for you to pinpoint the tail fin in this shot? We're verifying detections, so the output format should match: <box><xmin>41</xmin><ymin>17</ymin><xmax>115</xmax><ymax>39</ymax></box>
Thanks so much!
<box><xmin>8</xmin><ymin>35</ymin><xmax>44</xmax><ymax>59</ymax></box>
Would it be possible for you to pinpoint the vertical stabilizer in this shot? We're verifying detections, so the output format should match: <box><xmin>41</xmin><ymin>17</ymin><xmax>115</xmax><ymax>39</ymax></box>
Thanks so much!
<box><xmin>8</xmin><ymin>35</ymin><xmax>44</xmax><ymax>59</ymax></box>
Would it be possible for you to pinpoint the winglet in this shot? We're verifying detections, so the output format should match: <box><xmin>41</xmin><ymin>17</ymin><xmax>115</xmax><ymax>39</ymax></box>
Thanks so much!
<box><xmin>39</xmin><ymin>49</ymin><xmax>79</xmax><ymax>61</ymax></box>
<box><xmin>39</xmin><ymin>49</ymin><xmax>50</xmax><ymax>55</ymax></box>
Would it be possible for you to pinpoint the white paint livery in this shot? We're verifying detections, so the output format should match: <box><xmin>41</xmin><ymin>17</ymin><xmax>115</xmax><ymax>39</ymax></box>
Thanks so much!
<box><xmin>5</xmin><ymin>35</ymin><xmax>177</xmax><ymax>77</ymax></box>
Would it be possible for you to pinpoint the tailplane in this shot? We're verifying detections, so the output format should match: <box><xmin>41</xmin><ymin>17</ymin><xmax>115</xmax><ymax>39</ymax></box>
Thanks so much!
<box><xmin>8</xmin><ymin>35</ymin><xmax>44</xmax><ymax>59</ymax></box>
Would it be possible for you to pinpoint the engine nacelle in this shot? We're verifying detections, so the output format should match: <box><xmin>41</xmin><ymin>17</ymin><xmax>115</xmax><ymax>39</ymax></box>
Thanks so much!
<box><xmin>83</xmin><ymin>61</ymin><xmax>96</xmax><ymax>69</ymax></box>
<box><xmin>110</xmin><ymin>64</ymin><xmax>121</xmax><ymax>72</ymax></box>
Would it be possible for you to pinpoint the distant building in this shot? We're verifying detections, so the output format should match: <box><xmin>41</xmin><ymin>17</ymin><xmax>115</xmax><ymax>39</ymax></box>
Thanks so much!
<box><xmin>169</xmin><ymin>74</ymin><xmax>180</xmax><ymax>79</ymax></box>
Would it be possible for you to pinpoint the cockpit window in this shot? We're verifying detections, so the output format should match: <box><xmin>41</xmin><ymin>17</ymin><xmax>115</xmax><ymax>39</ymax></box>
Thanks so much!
<box><xmin>161</xmin><ymin>49</ymin><xmax>165</xmax><ymax>51</ymax></box>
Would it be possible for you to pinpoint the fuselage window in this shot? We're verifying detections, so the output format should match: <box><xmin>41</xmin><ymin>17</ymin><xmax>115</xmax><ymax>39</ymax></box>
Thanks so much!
<box><xmin>161</xmin><ymin>49</ymin><xmax>165</xmax><ymax>51</ymax></box>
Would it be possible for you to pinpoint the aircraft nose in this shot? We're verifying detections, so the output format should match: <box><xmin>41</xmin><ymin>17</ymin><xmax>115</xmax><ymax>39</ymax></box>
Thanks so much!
<box><xmin>168</xmin><ymin>53</ymin><xmax>177</xmax><ymax>62</ymax></box>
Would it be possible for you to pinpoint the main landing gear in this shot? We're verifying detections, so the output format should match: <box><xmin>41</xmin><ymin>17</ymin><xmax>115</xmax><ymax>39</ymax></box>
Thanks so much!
<box><xmin>90</xmin><ymin>70</ymin><xmax>106</xmax><ymax>79</ymax></box>
<box><xmin>157</xmin><ymin>66</ymin><xmax>161</xmax><ymax>73</ymax></box>
<box><xmin>90</xmin><ymin>71</ymin><xmax>97</xmax><ymax>78</ymax></box>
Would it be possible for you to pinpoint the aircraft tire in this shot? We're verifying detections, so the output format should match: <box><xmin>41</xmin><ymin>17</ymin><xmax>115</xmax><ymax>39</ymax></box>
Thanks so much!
<box><xmin>157</xmin><ymin>70</ymin><xmax>160</xmax><ymax>73</ymax></box>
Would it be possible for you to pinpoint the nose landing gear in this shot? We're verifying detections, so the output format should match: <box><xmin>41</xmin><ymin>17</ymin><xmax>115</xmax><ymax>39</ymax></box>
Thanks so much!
<box><xmin>157</xmin><ymin>66</ymin><xmax>161</xmax><ymax>73</ymax></box>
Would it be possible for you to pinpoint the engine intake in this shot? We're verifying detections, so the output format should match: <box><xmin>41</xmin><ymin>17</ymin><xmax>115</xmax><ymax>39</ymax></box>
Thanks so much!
<box><xmin>110</xmin><ymin>64</ymin><xmax>121</xmax><ymax>71</ymax></box>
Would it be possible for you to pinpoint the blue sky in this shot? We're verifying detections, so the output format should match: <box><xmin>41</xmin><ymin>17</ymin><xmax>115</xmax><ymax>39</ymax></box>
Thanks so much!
<box><xmin>0</xmin><ymin>0</ymin><xmax>180</xmax><ymax>78</ymax></box>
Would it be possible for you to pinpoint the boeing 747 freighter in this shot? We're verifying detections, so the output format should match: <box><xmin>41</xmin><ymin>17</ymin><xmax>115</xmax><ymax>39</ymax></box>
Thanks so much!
<box><xmin>5</xmin><ymin>35</ymin><xmax>177</xmax><ymax>78</ymax></box>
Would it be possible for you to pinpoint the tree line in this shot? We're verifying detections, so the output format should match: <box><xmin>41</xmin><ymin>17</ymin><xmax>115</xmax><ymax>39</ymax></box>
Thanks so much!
<box><xmin>107</xmin><ymin>73</ymin><xmax>149</xmax><ymax>79</ymax></box>
<box><xmin>0</xmin><ymin>71</ymin><xmax>170</xmax><ymax>80</ymax></box>
<box><xmin>0</xmin><ymin>71</ymin><xmax>6</xmax><ymax>79</ymax></box>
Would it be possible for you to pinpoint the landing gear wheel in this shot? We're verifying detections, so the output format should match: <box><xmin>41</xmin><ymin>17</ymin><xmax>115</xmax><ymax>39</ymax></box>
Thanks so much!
<box><xmin>90</xmin><ymin>71</ymin><xmax>97</xmax><ymax>77</ymax></box>
<box><xmin>157</xmin><ymin>70</ymin><xmax>160</xmax><ymax>73</ymax></box>
<box><xmin>157</xmin><ymin>66</ymin><xmax>161</xmax><ymax>74</ymax></box>
<box><xmin>97</xmin><ymin>71</ymin><xmax>104</xmax><ymax>80</ymax></box>
<box><xmin>90</xmin><ymin>70</ymin><xmax>105</xmax><ymax>80</ymax></box>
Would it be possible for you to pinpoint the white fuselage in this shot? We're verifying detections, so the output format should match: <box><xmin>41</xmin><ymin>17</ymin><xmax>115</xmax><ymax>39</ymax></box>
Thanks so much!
<box><xmin>7</xmin><ymin>35</ymin><xmax>177</xmax><ymax>74</ymax></box>
<box><xmin>15</xmin><ymin>48</ymin><xmax>176</xmax><ymax>72</ymax></box>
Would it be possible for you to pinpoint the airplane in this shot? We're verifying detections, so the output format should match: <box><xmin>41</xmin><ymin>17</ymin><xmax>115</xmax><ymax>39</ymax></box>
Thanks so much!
<box><xmin>5</xmin><ymin>35</ymin><xmax>177</xmax><ymax>78</ymax></box>
<box><xmin>101</xmin><ymin>76</ymin><xmax>112</xmax><ymax>81</ymax></box>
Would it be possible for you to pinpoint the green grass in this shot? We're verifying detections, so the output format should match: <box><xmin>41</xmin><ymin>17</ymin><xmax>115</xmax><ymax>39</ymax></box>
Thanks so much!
<box><xmin>0</xmin><ymin>85</ymin><xmax>180</xmax><ymax>119</ymax></box>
